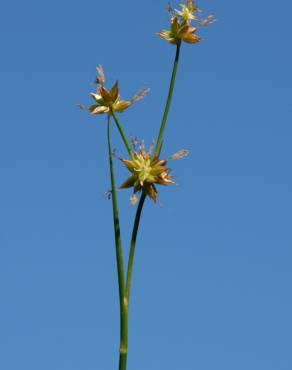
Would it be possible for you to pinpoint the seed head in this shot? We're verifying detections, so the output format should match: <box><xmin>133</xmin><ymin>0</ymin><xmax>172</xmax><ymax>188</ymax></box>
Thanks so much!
<box><xmin>120</xmin><ymin>142</ymin><xmax>188</xmax><ymax>204</ymax></box>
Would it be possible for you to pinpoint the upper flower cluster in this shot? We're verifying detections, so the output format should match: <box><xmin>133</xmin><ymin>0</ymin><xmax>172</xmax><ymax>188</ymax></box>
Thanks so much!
<box><xmin>159</xmin><ymin>0</ymin><xmax>214</xmax><ymax>45</ymax></box>
<box><xmin>82</xmin><ymin>65</ymin><xmax>149</xmax><ymax>117</ymax></box>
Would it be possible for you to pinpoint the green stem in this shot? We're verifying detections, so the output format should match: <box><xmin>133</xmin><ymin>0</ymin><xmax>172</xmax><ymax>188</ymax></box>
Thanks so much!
<box><xmin>125</xmin><ymin>193</ymin><xmax>146</xmax><ymax>302</ymax></box>
<box><xmin>107</xmin><ymin>116</ymin><xmax>125</xmax><ymax>305</ymax></box>
<box><xmin>121</xmin><ymin>46</ymin><xmax>182</xmax><ymax>365</ymax></box>
<box><xmin>120</xmin><ymin>193</ymin><xmax>146</xmax><ymax>370</ymax></box>
<box><xmin>124</xmin><ymin>43</ymin><xmax>182</xmax><ymax>303</ymax></box>
<box><xmin>118</xmin><ymin>44</ymin><xmax>182</xmax><ymax>370</ymax></box>
<box><xmin>155</xmin><ymin>42</ymin><xmax>181</xmax><ymax>156</ymax></box>
<box><xmin>111</xmin><ymin>111</ymin><xmax>133</xmax><ymax>159</ymax></box>
<box><xmin>119</xmin><ymin>299</ymin><xmax>128</xmax><ymax>370</ymax></box>
<box><xmin>106</xmin><ymin>117</ymin><xmax>128</xmax><ymax>369</ymax></box>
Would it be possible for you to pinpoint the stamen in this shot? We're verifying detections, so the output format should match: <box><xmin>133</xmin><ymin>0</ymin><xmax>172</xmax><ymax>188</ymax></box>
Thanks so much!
<box><xmin>171</xmin><ymin>149</ymin><xmax>189</xmax><ymax>160</ymax></box>
<box><xmin>132</xmin><ymin>87</ymin><xmax>150</xmax><ymax>102</ymax></box>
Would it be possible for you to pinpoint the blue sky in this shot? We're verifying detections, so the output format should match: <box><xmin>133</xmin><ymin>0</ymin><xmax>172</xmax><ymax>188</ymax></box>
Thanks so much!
<box><xmin>1</xmin><ymin>0</ymin><xmax>292</xmax><ymax>369</ymax></box>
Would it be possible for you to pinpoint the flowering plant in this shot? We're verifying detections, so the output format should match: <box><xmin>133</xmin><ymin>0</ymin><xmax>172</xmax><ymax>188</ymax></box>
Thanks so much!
<box><xmin>81</xmin><ymin>2</ymin><xmax>213</xmax><ymax>369</ymax></box>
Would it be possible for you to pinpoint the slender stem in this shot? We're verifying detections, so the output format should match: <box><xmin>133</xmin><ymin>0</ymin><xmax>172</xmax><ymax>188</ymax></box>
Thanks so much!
<box><xmin>125</xmin><ymin>193</ymin><xmax>146</xmax><ymax>302</ymax></box>
<box><xmin>111</xmin><ymin>111</ymin><xmax>133</xmax><ymax>159</ymax></box>
<box><xmin>124</xmin><ymin>44</ymin><xmax>182</xmax><ymax>301</ymax></box>
<box><xmin>118</xmin><ymin>44</ymin><xmax>182</xmax><ymax>370</ymax></box>
<box><xmin>106</xmin><ymin>117</ymin><xmax>128</xmax><ymax>369</ymax></box>
<box><xmin>107</xmin><ymin>116</ymin><xmax>125</xmax><ymax>304</ymax></box>
<box><xmin>120</xmin><ymin>193</ymin><xmax>146</xmax><ymax>370</ymax></box>
<box><xmin>155</xmin><ymin>42</ymin><xmax>181</xmax><ymax>156</ymax></box>
<box><xmin>119</xmin><ymin>299</ymin><xmax>128</xmax><ymax>370</ymax></box>
<box><xmin>123</xmin><ymin>43</ymin><xmax>182</xmax><ymax>339</ymax></box>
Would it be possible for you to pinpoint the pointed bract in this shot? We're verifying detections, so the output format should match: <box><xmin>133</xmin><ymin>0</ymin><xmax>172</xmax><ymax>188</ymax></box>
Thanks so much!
<box><xmin>114</xmin><ymin>100</ymin><xmax>132</xmax><ymax>113</ymax></box>
<box><xmin>110</xmin><ymin>81</ymin><xmax>119</xmax><ymax>102</ymax></box>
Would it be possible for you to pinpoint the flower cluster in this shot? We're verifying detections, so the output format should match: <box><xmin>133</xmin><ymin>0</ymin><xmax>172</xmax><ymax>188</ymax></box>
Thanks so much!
<box><xmin>159</xmin><ymin>0</ymin><xmax>214</xmax><ymax>45</ymax></box>
<box><xmin>120</xmin><ymin>142</ymin><xmax>188</xmax><ymax>204</ymax></box>
<box><xmin>80</xmin><ymin>1</ymin><xmax>213</xmax><ymax>205</ymax></box>
<box><xmin>82</xmin><ymin>66</ymin><xmax>149</xmax><ymax>116</ymax></box>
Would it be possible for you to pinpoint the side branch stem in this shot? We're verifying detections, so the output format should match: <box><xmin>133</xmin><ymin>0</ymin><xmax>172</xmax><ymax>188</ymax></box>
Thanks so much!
<box><xmin>106</xmin><ymin>117</ymin><xmax>128</xmax><ymax>370</ymax></box>
<box><xmin>112</xmin><ymin>111</ymin><xmax>133</xmax><ymax>159</ymax></box>
<box><xmin>125</xmin><ymin>193</ymin><xmax>146</xmax><ymax>302</ymax></box>
<box><xmin>123</xmin><ymin>46</ymin><xmax>182</xmax><ymax>360</ymax></box>
<box><xmin>155</xmin><ymin>42</ymin><xmax>181</xmax><ymax>156</ymax></box>
<box><xmin>107</xmin><ymin>116</ymin><xmax>125</xmax><ymax>304</ymax></box>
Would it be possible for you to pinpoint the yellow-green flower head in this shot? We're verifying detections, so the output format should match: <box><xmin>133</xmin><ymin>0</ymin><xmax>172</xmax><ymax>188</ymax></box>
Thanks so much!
<box><xmin>159</xmin><ymin>16</ymin><xmax>201</xmax><ymax>45</ymax></box>
<box><xmin>89</xmin><ymin>81</ymin><xmax>132</xmax><ymax>115</ymax></box>
<box><xmin>176</xmin><ymin>0</ymin><xmax>198</xmax><ymax>22</ymax></box>
<box><xmin>159</xmin><ymin>1</ymin><xmax>214</xmax><ymax>46</ymax></box>
<box><xmin>83</xmin><ymin>65</ymin><xmax>149</xmax><ymax>116</ymax></box>
<box><xmin>120</xmin><ymin>142</ymin><xmax>188</xmax><ymax>204</ymax></box>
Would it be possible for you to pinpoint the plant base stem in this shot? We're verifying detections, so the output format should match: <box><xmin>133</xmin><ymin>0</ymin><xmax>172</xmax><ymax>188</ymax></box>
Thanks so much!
<box><xmin>119</xmin><ymin>352</ymin><xmax>127</xmax><ymax>370</ymax></box>
<box><xmin>119</xmin><ymin>300</ymin><xmax>128</xmax><ymax>370</ymax></box>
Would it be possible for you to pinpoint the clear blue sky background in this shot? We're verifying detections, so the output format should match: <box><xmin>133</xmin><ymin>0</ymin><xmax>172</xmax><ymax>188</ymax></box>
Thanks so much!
<box><xmin>1</xmin><ymin>1</ymin><xmax>291</xmax><ymax>369</ymax></box>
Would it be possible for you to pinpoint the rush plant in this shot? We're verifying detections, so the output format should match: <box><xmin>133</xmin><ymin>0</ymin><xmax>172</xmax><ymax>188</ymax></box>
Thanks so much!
<box><xmin>81</xmin><ymin>2</ymin><xmax>213</xmax><ymax>369</ymax></box>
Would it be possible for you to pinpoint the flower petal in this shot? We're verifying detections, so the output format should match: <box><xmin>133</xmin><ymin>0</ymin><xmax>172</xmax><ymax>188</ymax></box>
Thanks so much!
<box><xmin>182</xmin><ymin>33</ymin><xmax>201</xmax><ymax>44</ymax></box>
<box><xmin>114</xmin><ymin>100</ymin><xmax>132</xmax><ymax>112</ymax></box>
<box><xmin>159</xmin><ymin>31</ymin><xmax>178</xmax><ymax>45</ymax></box>
<box><xmin>171</xmin><ymin>17</ymin><xmax>180</xmax><ymax>34</ymax></box>
<box><xmin>120</xmin><ymin>175</ymin><xmax>136</xmax><ymax>189</ymax></box>
<box><xmin>89</xmin><ymin>105</ymin><xmax>109</xmax><ymax>115</ymax></box>
<box><xmin>178</xmin><ymin>22</ymin><xmax>190</xmax><ymax>37</ymax></box>
<box><xmin>146</xmin><ymin>184</ymin><xmax>157</xmax><ymax>203</ymax></box>
<box><xmin>122</xmin><ymin>159</ymin><xmax>136</xmax><ymax>171</ymax></box>
<box><xmin>100</xmin><ymin>86</ymin><xmax>113</xmax><ymax>104</ymax></box>
<box><xmin>110</xmin><ymin>81</ymin><xmax>119</xmax><ymax>102</ymax></box>
<box><xmin>90</xmin><ymin>93</ymin><xmax>103</xmax><ymax>103</ymax></box>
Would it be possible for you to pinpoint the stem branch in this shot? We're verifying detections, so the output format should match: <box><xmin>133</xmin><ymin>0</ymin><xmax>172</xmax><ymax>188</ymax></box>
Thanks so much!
<box><xmin>106</xmin><ymin>117</ymin><xmax>128</xmax><ymax>370</ymax></box>
<box><xmin>112</xmin><ymin>111</ymin><xmax>133</xmax><ymax>159</ymax></box>
<box><xmin>125</xmin><ymin>193</ymin><xmax>146</xmax><ymax>302</ymax></box>
<box><xmin>155</xmin><ymin>43</ymin><xmax>181</xmax><ymax>156</ymax></box>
